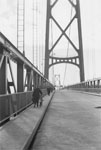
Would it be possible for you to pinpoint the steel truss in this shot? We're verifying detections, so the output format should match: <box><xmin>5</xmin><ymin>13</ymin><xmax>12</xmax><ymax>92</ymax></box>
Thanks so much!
<box><xmin>44</xmin><ymin>0</ymin><xmax>85</xmax><ymax>82</ymax></box>
<box><xmin>0</xmin><ymin>32</ymin><xmax>52</xmax><ymax>95</ymax></box>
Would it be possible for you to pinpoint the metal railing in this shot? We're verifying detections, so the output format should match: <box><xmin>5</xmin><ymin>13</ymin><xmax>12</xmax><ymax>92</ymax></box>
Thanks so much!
<box><xmin>0</xmin><ymin>91</ymin><xmax>32</xmax><ymax>125</ymax></box>
<box><xmin>0</xmin><ymin>88</ymin><xmax>48</xmax><ymax>126</ymax></box>
<box><xmin>67</xmin><ymin>78</ymin><xmax>101</xmax><ymax>94</ymax></box>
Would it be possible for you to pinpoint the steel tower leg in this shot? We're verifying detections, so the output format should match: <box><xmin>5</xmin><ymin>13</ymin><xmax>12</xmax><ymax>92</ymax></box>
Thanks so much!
<box><xmin>76</xmin><ymin>0</ymin><xmax>85</xmax><ymax>81</ymax></box>
<box><xmin>44</xmin><ymin>0</ymin><xmax>50</xmax><ymax>78</ymax></box>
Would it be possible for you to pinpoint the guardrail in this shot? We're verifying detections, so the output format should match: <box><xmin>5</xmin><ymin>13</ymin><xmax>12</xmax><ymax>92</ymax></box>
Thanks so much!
<box><xmin>67</xmin><ymin>78</ymin><xmax>101</xmax><ymax>94</ymax></box>
<box><xmin>0</xmin><ymin>91</ymin><xmax>32</xmax><ymax>126</ymax></box>
<box><xmin>0</xmin><ymin>88</ymin><xmax>48</xmax><ymax>126</ymax></box>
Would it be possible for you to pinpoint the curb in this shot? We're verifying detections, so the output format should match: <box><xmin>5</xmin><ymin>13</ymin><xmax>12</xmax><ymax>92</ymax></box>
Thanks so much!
<box><xmin>23</xmin><ymin>92</ymin><xmax>55</xmax><ymax>150</ymax></box>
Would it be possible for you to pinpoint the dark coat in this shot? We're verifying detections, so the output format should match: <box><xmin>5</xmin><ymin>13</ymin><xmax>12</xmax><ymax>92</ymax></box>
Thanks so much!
<box><xmin>32</xmin><ymin>88</ymin><xmax>42</xmax><ymax>104</ymax></box>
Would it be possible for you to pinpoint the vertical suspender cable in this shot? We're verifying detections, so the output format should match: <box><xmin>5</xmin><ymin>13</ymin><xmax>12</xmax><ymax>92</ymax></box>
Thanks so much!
<box><xmin>32</xmin><ymin>0</ymin><xmax>34</xmax><ymax>65</ymax></box>
<box><xmin>41</xmin><ymin>1</ymin><xmax>44</xmax><ymax>74</ymax></box>
<box><xmin>23</xmin><ymin>0</ymin><xmax>25</xmax><ymax>56</ymax></box>
<box><xmin>50</xmin><ymin>11</ymin><xmax>55</xmax><ymax>84</ymax></box>
<box><xmin>17</xmin><ymin>0</ymin><xmax>19</xmax><ymax>49</ymax></box>
<box><xmin>42</xmin><ymin>0</ymin><xmax>45</xmax><ymax>74</ymax></box>
<box><xmin>92</xmin><ymin>48</ymin><xmax>96</xmax><ymax>78</ymax></box>
<box><xmin>17</xmin><ymin>0</ymin><xmax>25</xmax><ymax>55</ymax></box>
<box><xmin>41</xmin><ymin>0</ymin><xmax>43</xmax><ymax>74</ymax></box>
<box><xmin>38</xmin><ymin>1</ymin><xmax>41</xmax><ymax>71</ymax></box>
<box><xmin>37</xmin><ymin>0</ymin><xmax>39</xmax><ymax>70</ymax></box>
<box><xmin>36</xmin><ymin>0</ymin><xmax>38</xmax><ymax>68</ymax></box>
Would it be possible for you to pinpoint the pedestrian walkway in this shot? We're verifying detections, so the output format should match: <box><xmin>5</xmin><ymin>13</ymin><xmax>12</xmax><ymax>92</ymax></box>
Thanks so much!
<box><xmin>0</xmin><ymin>93</ymin><xmax>53</xmax><ymax>150</ymax></box>
<box><xmin>31</xmin><ymin>90</ymin><xmax>101</xmax><ymax>150</ymax></box>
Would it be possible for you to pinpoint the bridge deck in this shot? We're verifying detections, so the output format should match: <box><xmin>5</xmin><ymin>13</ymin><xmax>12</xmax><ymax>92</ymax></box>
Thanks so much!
<box><xmin>31</xmin><ymin>90</ymin><xmax>101</xmax><ymax>150</ymax></box>
<box><xmin>0</xmin><ymin>90</ymin><xmax>101</xmax><ymax>150</ymax></box>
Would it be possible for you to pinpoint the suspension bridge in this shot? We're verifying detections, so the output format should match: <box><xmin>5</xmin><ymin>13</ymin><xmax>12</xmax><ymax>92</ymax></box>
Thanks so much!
<box><xmin>0</xmin><ymin>0</ymin><xmax>101</xmax><ymax>149</ymax></box>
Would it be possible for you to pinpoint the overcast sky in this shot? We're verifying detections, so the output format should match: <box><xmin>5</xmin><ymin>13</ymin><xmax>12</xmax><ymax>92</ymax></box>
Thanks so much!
<box><xmin>0</xmin><ymin>0</ymin><xmax>101</xmax><ymax>86</ymax></box>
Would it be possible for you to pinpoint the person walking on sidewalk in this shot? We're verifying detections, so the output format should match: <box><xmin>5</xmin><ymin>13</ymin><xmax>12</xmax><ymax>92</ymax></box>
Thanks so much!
<box><xmin>39</xmin><ymin>94</ymin><xmax>43</xmax><ymax>107</ymax></box>
<box><xmin>47</xmin><ymin>87</ymin><xmax>51</xmax><ymax>96</ymax></box>
<box><xmin>32</xmin><ymin>87</ymin><xmax>42</xmax><ymax>107</ymax></box>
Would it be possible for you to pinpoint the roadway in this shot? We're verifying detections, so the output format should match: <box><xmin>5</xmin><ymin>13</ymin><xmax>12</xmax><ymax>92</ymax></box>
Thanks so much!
<box><xmin>31</xmin><ymin>90</ymin><xmax>101</xmax><ymax>150</ymax></box>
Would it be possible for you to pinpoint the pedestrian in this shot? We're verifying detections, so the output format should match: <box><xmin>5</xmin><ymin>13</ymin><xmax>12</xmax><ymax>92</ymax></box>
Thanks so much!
<box><xmin>32</xmin><ymin>87</ymin><xmax>42</xmax><ymax>107</ymax></box>
<box><xmin>47</xmin><ymin>87</ymin><xmax>50</xmax><ymax>95</ymax></box>
<box><xmin>39</xmin><ymin>95</ymin><xmax>43</xmax><ymax>107</ymax></box>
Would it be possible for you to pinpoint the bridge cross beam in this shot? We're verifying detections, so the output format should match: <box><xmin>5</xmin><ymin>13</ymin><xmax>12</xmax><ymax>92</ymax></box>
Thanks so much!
<box><xmin>49</xmin><ymin>56</ymin><xmax>80</xmax><ymax>68</ymax></box>
<box><xmin>44</xmin><ymin>0</ymin><xmax>85</xmax><ymax>82</ymax></box>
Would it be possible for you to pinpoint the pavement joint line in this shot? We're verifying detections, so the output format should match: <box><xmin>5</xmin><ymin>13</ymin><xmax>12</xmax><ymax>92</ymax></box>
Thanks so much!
<box><xmin>22</xmin><ymin>92</ymin><xmax>55</xmax><ymax>150</ymax></box>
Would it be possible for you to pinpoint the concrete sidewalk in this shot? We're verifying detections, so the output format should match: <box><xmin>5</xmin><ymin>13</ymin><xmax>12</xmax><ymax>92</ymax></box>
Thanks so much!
<box><xmin>0</xmin><ymin>93</ymin><xmax>53</xmax><ymax>150</ymax></box>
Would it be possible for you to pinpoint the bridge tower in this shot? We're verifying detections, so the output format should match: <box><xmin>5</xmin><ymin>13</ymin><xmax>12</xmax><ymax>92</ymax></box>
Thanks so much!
<box><xmin>44</xmin><ymin>0</ymin><xmax>85</xmax><ymax>82</ymax></box>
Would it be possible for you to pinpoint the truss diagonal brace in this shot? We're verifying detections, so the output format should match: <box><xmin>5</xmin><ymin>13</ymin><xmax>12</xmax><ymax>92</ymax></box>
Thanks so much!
<box><xmin>0</xmin><ymin>55</ymin><xmax>4</xmax><ymax>69</ymax></box>
<box><xmin>8</xmin><ymin>58</ymin><xmax>16</xmax><ymax>92</ymax></box>
<box><xmin>51</xmin><ymin>0</ymin><xmax>59</xmax><ymax>8</ymax></box>
<box><xmin>51</xmin><ymin>16</ymin><xmax>78</xmax><ymax>53</ymax></box>
<box><xmin>68</xmin><ymin>0</ymin><xmax>76</xmax><ymax>8</ymax></box>
<box><xmin>50</xmin><ymin>15</ymin><xmax>76</xmax><ymax>54</ymax></box>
